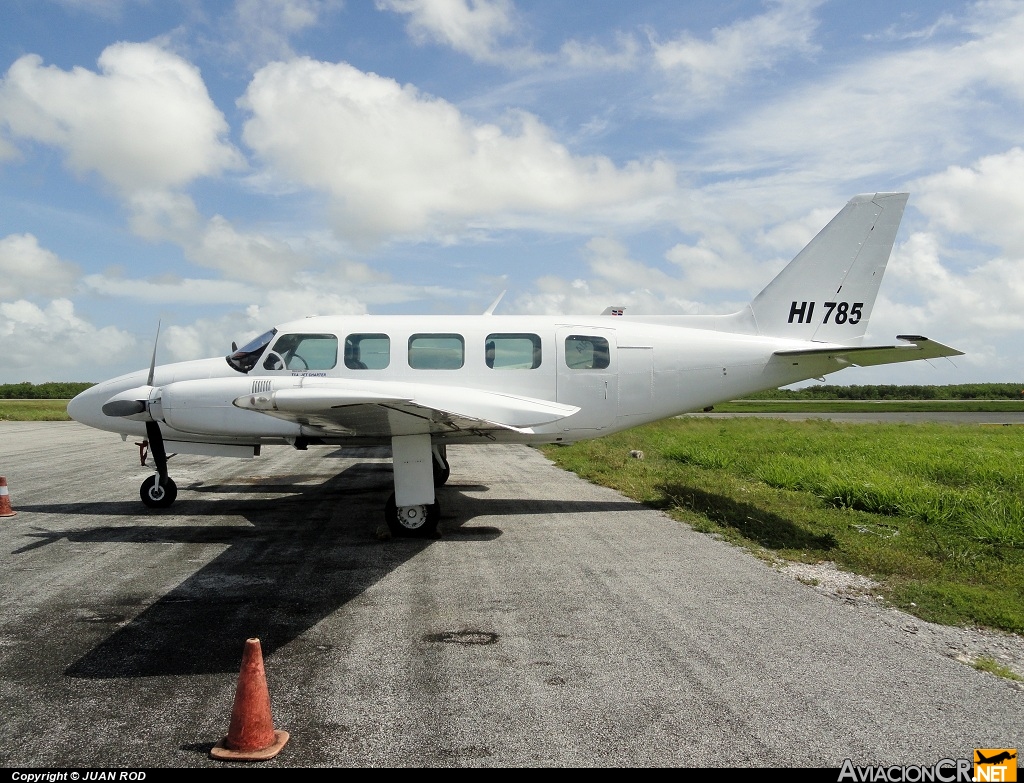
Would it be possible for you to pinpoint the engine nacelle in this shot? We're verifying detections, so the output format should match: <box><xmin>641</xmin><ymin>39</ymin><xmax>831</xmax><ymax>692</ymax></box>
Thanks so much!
<box><xmin>158</xmin><ymin>378</ymin><xmax>302</xmax><ymax>438</ymax></box>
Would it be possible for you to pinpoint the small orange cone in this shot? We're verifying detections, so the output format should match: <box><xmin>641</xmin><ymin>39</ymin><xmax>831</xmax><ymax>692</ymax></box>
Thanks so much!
<box><xmin>210</xmin><ymin>638</ymin><xmax>289</xmax><ymax>762</ymax></box>
<box><xmin>0</xmin><ymin>477</ymin><xmax>16</xmax><ymax>517</ymax></box>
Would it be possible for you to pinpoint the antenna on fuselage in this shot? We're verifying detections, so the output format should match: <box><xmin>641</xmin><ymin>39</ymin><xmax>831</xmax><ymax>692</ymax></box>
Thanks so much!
<box><xmin>483</xmin><ymin>290</ymin><xmax>506</xmax><ymax>315</ymax></box>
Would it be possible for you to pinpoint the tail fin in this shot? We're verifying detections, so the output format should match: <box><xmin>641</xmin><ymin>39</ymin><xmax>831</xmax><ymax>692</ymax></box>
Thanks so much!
<box><xmin>746</xmin><ymin>192</ymin><xmax>908</xmax><ymax>343</ymax></box>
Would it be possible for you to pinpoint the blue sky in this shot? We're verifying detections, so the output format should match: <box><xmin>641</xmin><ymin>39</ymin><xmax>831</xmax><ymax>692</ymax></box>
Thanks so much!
<box><xmin>1</xmin><ymin>0</ymin><xmax>1022</xmax><ymax>385</ymax></box>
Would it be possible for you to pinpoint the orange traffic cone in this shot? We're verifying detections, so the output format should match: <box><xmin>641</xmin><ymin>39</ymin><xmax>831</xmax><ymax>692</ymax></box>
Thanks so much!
<box><xmin>210</xmin><ymin>638</ymin><xmax>289</xmax><ymax>761</ymax></box>
<box><xmin>0</xmin><ymin>477</ymin><xmax>16</xmax><ymax>517</ymax></box>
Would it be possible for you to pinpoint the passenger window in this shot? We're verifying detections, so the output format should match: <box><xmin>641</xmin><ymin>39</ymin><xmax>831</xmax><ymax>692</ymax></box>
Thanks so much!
<box><xmin>408</xmin><ymin>334</ymin><xmax>464</xmax><ymax>369</ymax></box>
<box><xmin>564</xmin><ymin>335</ymin><xmax>610</xmax><ymax>370</ymax></box>
<box><xmin>486</xmin><ymin>333</ymin><xmax>541</xmax><ymax>369</ymax></box>
<box><xmin>263</xmin><ymin>333</ymin><xmax>338</xmax><ymax>371</ymax></box>
<box><xmin>345</xmin><ymin>333</ymin><xmax>390</xmax><ymax>370</ymax></box>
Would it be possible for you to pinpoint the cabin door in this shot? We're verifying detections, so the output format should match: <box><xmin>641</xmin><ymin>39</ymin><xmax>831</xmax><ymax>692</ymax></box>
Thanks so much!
<box><xmin>555</xmin><ymin>327</ymin><xmax>617</xmax><ymax>432</ymax></box>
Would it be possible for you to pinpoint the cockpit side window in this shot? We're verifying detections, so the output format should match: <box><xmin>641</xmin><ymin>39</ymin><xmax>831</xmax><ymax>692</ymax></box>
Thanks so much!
<box><xmin>263</xmin><ymin>333</ymin><xmax>338</xmax><ymax>371</ymax></box>
<box><xmin>226</xmin><ymin>328</ymin><xmax>277</xmax><ymax>373</ymax></box>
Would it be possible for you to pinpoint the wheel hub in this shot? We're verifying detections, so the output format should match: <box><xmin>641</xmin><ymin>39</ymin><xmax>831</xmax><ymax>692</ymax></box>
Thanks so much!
<box><xmin>396</xmin><ymin>504</ymin><xmax>428</xmax><ymax>529</ymax></box>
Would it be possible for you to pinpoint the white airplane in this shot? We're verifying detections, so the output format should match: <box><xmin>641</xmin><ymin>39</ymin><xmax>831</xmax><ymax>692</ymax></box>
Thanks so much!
<box><xmin>68</xmin><ymin>192</ymin><xmax>961</xmax><ymax>537</ymax></box>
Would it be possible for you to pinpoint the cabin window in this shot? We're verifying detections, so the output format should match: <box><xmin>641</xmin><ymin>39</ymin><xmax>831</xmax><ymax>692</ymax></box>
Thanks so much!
<box><xmin>263</xmin><ymin>333</ymin><xmax>338</xmax><ymax>371</ymax></box>
<box><xmin>486</xmin><ymin>333</ymin><xmax>541</xmax><ymax>369</ymax></box>
<box><xmin>345</xmin><ymin>333</ymin><xmax>390</xmax><ymax>370</ymax></box>
<box><xmin>564</xmin><ymin>335</ymin><xmax>610</xmax><ymax>370</ymax></box>
<box><xmin>408</xmin><ymin>334</ymin><xmax>464</xmax><ymax>369</ymax></box>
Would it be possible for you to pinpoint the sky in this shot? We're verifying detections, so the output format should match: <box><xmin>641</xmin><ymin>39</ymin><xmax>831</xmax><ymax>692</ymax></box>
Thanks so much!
<box><xmin>1</xmin><ymin>0</ymin><xmax>1022</xmax><ymax>386</ymax></box>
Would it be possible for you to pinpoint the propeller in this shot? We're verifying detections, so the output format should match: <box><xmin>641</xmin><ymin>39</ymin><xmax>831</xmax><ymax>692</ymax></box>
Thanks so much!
<box><xmin>140</xmin><ymin>321</ymin><xmax>170</xmax><ymax>486</ymax></box>
<box><xmin>100</xmin><ymin>321</ymin><xmax>162</xmax><ymax>418</ymax></box>
<box><xmin>99</xmin><ymin>322</ymin><xmax>171</xmax><ymax>487</ymax></box>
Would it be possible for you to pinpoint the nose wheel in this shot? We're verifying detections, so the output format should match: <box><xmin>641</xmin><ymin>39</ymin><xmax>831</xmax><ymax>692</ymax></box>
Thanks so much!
<box><xmin>384</xmin><ymin>492</ymin><xmax>440</xmax><ymax>538</ymax></box>
<box><xmin>140</xmin><ymin>474</ymin><xmax>178</xmax><ymax>508</ymax></box>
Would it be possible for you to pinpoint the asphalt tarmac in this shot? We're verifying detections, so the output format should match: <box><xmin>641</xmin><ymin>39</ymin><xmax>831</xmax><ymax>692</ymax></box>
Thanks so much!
<box><xmin>1</xmin><ymin>421</ymin><xmax>1021</xmax><ymax>768</ymax></box>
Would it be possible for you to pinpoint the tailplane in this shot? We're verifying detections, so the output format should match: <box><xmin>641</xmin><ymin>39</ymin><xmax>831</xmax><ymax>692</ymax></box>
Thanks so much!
<box><xmin>745</xmin><ymin>192</ymin><xmax>908</xmax><ymax>342</ymax></box>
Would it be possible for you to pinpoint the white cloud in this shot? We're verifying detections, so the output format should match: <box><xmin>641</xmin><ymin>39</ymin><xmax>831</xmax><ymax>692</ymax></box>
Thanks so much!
<box><xmin>240</xmin><ymin>58</ymin><xmax>675</xmax><ymax>242</ymax></box>
<box><xmin>0</xmin><ymin>134</ymin><xmax>17</xmax><ymax>161</ymax></box>
<box><xmin>0</xmin><ymin>234</ymin><xmax>80</xmax><ymax>299</ymax></box>
<box><xmin>227</xmin><ymin>0</ymin><xmax>344</xmax><ymax>65</ymax></box>
<box><xmin>125</xmin><ymin>190</ymin><xmax>313</xmax><ymax>285</ymax></box>
<box><xmin>160</xmin><ymin>287</ymin><xmax>369</xmax><ymax>364</ymax></box>
<box><xmin>697</xmin><ymin>3</ymin><xmax>1024</xmax><ymax>181</ymax></box>
<box><xmin>911</xmin><ymin>148</ymin><xmax>1024</xmax><ymax>257</ymax></box>
<box><xmin>377</xmin><ymin>0</ymin><xmax>525</xmax><ymax>65</ymax></box>
<box><xmin>651</xmin><ymin>0</ymin><xmax>822</xmax><ymax>96</ymax></box>
<box><xmin>80</xmin><ymin>274</ymin><xmax>263</xmax><ymax>305</ymax></box>
<box><xmin>0</xmin><ymin>42</ymin><xmax>242</xmax><ymax>193</ymax></box>
<box><xmin>0</xmin><ymin>298</ymin><xmax>137</xmax><ymax>381</ymax></box>
<box><xmin>513</xmin><ymin>236</ymin><xmax>708</xmax><ymax>316</ymax></box>
<box><xmin>560</xmin><ymin>33</ymin><xmax>641</xmax><ymax>70</ymax></box>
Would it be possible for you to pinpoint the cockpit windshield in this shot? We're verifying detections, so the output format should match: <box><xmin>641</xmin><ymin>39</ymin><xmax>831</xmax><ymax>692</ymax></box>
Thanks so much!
<box><xmin>226</xmin><ymin>328</ymin><xmax>277</xmax><ymax>373</ymax></box>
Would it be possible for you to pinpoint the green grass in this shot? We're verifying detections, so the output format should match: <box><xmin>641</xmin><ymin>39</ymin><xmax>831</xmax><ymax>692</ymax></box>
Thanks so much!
<box><xmin>541</xmin><ymin>418</ymin><xmax>1024</xmax><ymax>635</ymax></box>
<box><xmin>973</xmin><ymin>656</ymin><xmax>1023</xmax><ymax>681</ymax></box>
<box><xmin>0</xmin><ymin>400</ymin><xmax>72</xmax><ymax>421</ymax></box>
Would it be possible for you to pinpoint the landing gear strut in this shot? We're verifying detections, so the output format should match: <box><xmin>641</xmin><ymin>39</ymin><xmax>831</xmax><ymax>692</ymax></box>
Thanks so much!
<box><xmin>385</xmin><ymin>434</ymin><xmax>443</xmax><ymax>538</ymax></box>
<box><xmin>140</xmin><ymin>419</ymin><xmax>177</xmax><ymax>509</ymax></box>
<box><xmin>432</xmin><ymin>444</ymin><xmax>450</xmax><ymax>486</ymax></box>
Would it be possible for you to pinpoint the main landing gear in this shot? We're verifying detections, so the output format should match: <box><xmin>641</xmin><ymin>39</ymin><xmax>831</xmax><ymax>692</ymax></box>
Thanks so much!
<box><xmin>384</xmin><ymin>440</ymin><xmax>450</xmax><ymax>538</ymax></box>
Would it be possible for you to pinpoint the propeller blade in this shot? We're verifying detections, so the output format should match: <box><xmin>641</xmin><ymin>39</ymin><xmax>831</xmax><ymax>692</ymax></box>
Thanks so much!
<box><xmin>147</xmin><ymin>320</ymin><xmax>161</xmax><ymax>387</ymax></box>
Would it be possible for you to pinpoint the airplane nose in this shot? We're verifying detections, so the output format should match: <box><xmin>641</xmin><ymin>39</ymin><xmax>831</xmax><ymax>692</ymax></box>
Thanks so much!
<box><xmin>67</xmin><ymin>385</ymin><xmax>104</xmax><ymax>427</ymax></box>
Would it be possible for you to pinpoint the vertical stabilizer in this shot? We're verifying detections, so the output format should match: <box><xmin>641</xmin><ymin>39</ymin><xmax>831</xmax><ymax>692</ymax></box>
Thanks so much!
<box><xmin>746</xmin><ymin>192</ymin><xmax>908</xmax><ymax>343</ymax></box>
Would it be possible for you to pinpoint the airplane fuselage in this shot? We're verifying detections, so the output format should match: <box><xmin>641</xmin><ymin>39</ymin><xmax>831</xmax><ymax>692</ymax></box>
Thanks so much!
<box><xmin>68</xmin><ymin>314</ymin><xmax>832</xmax><ymax>453</ymax></box>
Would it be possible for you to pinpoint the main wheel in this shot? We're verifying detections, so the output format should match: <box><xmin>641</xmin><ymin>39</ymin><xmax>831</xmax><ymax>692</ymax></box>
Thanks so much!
<box><xmin>140</xmin><ymin>475</ymin><xmax>177</xmax><ymax>508</ymax></box>
<box><xmin>384</xmin><ymin>492</ymin><xmax>440</xmax><ymax>538</ymax></box>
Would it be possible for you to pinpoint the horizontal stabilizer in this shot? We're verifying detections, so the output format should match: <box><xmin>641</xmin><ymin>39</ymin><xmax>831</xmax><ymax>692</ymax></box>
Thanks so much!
<box><xmin>774</xmin><ymin>335</ymin><xmax>963</xmax><ymax>367</ymax></box>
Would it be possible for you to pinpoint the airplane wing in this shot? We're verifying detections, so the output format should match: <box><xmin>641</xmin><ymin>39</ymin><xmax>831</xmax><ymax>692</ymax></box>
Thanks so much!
<box><xmin>233</xmin><ymin>380</ymin><xmax>579</xmax><ymax>438</ymax></box>
<box><xmin>773</xmin><ymin>335</ymin><xmax>963</xmax><ymax>367</ymax></box>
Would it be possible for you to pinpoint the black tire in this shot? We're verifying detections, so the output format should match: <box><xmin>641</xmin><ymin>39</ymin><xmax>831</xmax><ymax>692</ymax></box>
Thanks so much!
<box><xmin>140</xmin><ymin>475</ymin><xmax>177</xmax><ymax>508</ymax></box>
<box><xmin>384</xmin><ymin>492</ymin><xmax>440</xmax><ymax>538</ymax></box>
<box><xmin>432</xmin><ymin>452</ymin><xmax>451</xmax><ymax>486</ymax></box>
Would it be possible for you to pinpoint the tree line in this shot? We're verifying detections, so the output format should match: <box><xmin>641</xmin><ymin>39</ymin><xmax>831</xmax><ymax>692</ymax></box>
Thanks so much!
<box><xmin>0</xmin><ymin>382</ymin><xmax>95</xmax><ymax>399</ymax></box>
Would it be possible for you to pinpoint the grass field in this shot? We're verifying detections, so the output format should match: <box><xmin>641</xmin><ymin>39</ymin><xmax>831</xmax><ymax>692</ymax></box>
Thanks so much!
<box><xmin>541</xmin><ymin>417</ymin><xmax>1024</xmax><ymax>637</ymax></box>
<box><xmin>0</xmin><ymin>400</ymin><xmax>72</xmax><ymax>421</ymax></box>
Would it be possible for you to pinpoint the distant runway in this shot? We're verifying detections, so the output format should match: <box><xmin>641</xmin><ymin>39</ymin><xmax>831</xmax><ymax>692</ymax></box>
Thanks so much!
<box><xmin>1</xmin><ymin>421</ymin><xmax>1021</xmax><ymax>768</ymax></box>
<box><xmin>689</xmin><ymin>410</ymin><xmax>1024</xmax><ymax>424</ymax></box>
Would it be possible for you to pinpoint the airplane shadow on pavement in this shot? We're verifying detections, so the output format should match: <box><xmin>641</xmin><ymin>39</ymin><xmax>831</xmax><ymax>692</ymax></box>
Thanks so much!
<box><xmin>12</xmin><ymin>460</ymin><xmax>639</xmax><ymax>679</ymax></box>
